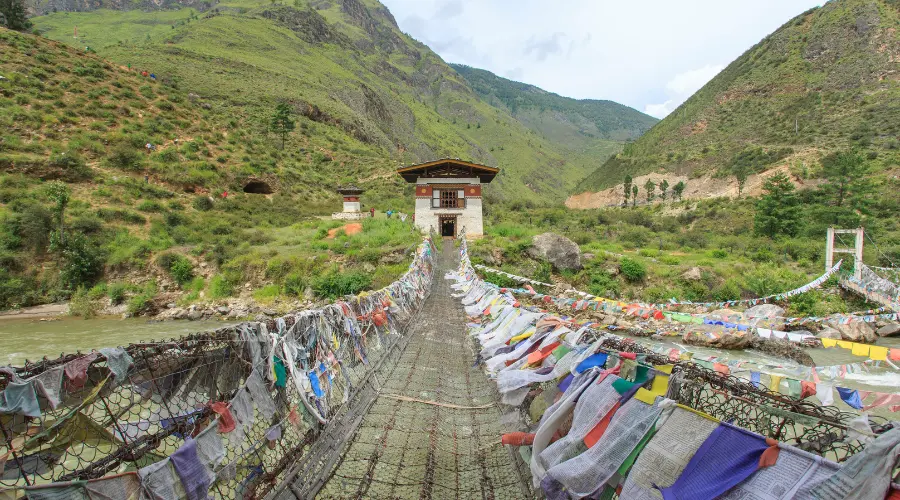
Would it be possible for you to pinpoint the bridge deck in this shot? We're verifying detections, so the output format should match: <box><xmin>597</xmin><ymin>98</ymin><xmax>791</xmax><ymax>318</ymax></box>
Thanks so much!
<box><xmin>314</xmin><ymin>242</ymin><xmax>527</xmax><ymax>499</ymax></box>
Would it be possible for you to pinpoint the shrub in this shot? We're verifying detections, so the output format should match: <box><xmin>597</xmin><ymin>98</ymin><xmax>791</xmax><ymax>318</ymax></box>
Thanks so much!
<box><xmin>209</xmin><ymin>274</ymin><xmax>234</xmax><ymax>298</ymax></box>
<box><xmin>170</xmin><ymin>258</ymin><xmax>194</xmax><ymax>286</ymax></box>
<box><xmin>59</xmin><ymin>234</ymin><xmax>104</xmax><ymax>290</ymax></box>
<box><xmin>107</xmin><ymin>282</ymin><xmax>128</xmax><ymax>305</ymax></box>
<box><xmin>283</xmin><ymin>273</ymin><xmax>308</xmax><ymax>297</ymax></box>
<box><xmin>136</xmin><ymin>200</ymin><xmax>163</xmax><ymax>212</ymax></box>
<box><xmin>588</xmin><ymin>270</ymin><xmax>619</xmax><ymax>297</ymax></box>
<box><xmin>482</xmin><ymin>270</ymin><xmax>520</xmax><ymax>289</ymax></box>
<box><xmin>710</xmin><ymin>249</ymin><xmax>728</xmax><ymax>259</ymax></box>
<box><xmin>253</xmin><ymin>284</ymin><xmax>280</xmax><ymax>301</ymax></box>
<box><xmin>106</xmin><ymin>145</ymin><xmax>143</xmax><ymax>171</ymax></box>
<box><xmin>127</xmin><ymin>282</ymin><xmax>157</xmax><ymax>315</ymax></box>
<box><xmin>48</xmin><ymin>150</ymin><xmax>91</xmax><ymax>179</ymax></box>
<box><xmin>156</xmin><ymin>253</ymin><xmax>193</xmax><ymax>286</ymax></box>
<box><xmin>193</xmin><ymin>196</ymin><xmax>213</xmax><ymax>211</ymax></box>
<box><xmin>69</xmin><ymin>286</ymin><xmax>99</xmax><ymax>318</ymax></box>
<box><xmin>619</xmin><ymin>257</ymin><xmax>646</xmax><ymax>283</ymax></box>
<box><xmin>313</xmin><ymin>269</ymin><xmax>372</xmax><ymax>299</ymax></box>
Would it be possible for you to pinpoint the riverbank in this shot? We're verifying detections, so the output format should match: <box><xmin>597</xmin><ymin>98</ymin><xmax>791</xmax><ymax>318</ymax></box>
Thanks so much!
<box><xmin>0</xmin><ymin>302</ymin><xmax>69</xmax><ymax>321</ymax></box>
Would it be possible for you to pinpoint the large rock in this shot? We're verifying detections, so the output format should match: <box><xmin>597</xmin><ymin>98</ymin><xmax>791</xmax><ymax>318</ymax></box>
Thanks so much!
<box><xmin>527</xmin><ymin>233</ymin><xmax>582</xmax><ymax>271</ymax></box>
<box><xmin>827</xmin><ymin>321</ymin><xmax>877</xmax><ymax>344</ymax></box>
<box><xmin>706</xmin><ymin>309</ymin><xmax>743</xmax><ymax>323</ymax></box>
<box><xmin>681</xmin><ymin>267</ymin><xmax>702</xmax><ymax>281</ymax></box>
<box><xmin>817</xmin><ymin>327</ymin><xmax>842</xmax><ymax>339</ymax></box>
<box><xmin>876</xmin><ymin>324</ymin><xmax>900</xmax><ymax>337</ymax></box>
<box><xmin>682</xmin><ymin>325</ymin><xmax>751</xmax><ymax>349</ymax></box>
<box><xmin>744</xmin><ymin>304</ymin><xmax>786</xmax><ymax>329</ymax></box>
<box><xmin>744</xmin><ymin>304</ymin><xmax>785</xmax><ymax>320</ymax></box>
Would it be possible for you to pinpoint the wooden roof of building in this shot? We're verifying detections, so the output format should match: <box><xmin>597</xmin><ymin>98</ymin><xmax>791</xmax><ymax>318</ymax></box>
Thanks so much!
<box><xmin>396</xmin><ymin>159</ymin><xmax>499</xmax><ymax>184</ymax></box>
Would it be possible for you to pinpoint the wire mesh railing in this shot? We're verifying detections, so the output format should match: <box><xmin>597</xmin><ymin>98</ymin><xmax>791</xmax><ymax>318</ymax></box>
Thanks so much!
<box><xmin>0</xmin><ymin>238</ymin><xmax>436</xmax><ymax>499</ymax></box>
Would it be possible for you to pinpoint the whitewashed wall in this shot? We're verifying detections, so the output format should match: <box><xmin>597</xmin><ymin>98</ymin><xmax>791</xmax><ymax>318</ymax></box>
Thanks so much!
<box><xmin>413</xmin><ymin>197</ymin><xmax>484</xmax><ymax>238</ymax></box>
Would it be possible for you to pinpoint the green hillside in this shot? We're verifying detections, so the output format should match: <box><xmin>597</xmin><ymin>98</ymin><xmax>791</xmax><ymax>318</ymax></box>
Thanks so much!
<box><xmin>577</xmin><ymin>0</ymin><xmax>900</xmax><ymax>193</ymax></box>
<box><xmin>28</xmin><ymin>0</ymin><xmax>648</xmax><ymax>203</ymax></box>
<box><xmin>450</xmin><ymin>63</ymin><xmax>657</xmax><ymax>157</ymax></box>
<box><xmin>0</xmin><ymin>28</ymin><xmax>421</xmax><ymax>310</ymax></box>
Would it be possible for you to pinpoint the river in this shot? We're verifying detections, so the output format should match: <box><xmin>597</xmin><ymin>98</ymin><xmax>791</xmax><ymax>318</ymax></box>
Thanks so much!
<box><xmin>2</xmin><ymin>316</ymin><xmax>897</xmax><ymax>417</ymax></box>
<box><xmin>0</xmin><ymin>316</ymin><xmax>233</xmax><ymax>365</ymax></box>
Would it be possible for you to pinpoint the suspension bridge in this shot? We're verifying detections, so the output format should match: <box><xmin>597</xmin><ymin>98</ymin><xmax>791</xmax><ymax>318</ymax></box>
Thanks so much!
<box><xmin>1</xmin><ymin>229</ymin><xmax>899</xmax><ymax>499</ymax></box>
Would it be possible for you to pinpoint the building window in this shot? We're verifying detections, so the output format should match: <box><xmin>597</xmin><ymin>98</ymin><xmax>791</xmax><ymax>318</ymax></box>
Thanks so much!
<box><xmin>432</xmin><ymin>189</ymin><xmax>466</xmax><ymax>208</ymax></box>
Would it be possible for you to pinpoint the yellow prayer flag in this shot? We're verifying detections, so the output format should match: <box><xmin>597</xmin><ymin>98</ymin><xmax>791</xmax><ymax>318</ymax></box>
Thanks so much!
<box><xmin>634</xmin><ymin>388</ymin><xmax>658</xmax><ymax>405</ymax></box>
<box><xmin>851</xmin><ymin>343</ymin><xmax>870</xmax><ymax>357</ymax></box>
<box><xmin>510</xmin><ymin>327</ymin><xmax>536</xmax><ymax>343</ymax></box>
<box><xmin>647</xmin><ymin>364</ymin><xmax>673</xmax><ymax>399</ymax></box>
<box><xmin>769</xmin><ymin>374</ymin><xmax>783</xmax><ymax>393</ymax></box>
<box><xmin>836</xmin><ymin>340</ymin><xmax>853</xmax><ymax>350</ymax></box>
<box><xmin>821</xmin><ymin>338</ymin><xmax>838</xmax><ymax>348</ymax></box>
<box><xmin>869</xmin><ymin>346</ymin><xmax>889</xmax><ymax>361</ymax></box>
<box><xmin>655</xmin><ymin>364</ymin><xmax>674</xmax><ymax>375</ymax></box>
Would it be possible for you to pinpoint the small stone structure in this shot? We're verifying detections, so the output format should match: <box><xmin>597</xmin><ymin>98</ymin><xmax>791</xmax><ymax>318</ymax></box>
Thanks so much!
<box><xmin>332</xmin><ymin>185</ymin><xmax>366</xmax><ymax>220</ymax></box>
<box><xmin>396</xmin><ymin>158</ymin><xmax>499</xmax><ymax>238</ymax></box>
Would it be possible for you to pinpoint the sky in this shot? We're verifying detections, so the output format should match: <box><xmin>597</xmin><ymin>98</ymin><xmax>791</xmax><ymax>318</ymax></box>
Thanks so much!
<box><xmin>379</xmin><ymin>0</ymin><xmax>823</xmax><ymax>118</ymax></box>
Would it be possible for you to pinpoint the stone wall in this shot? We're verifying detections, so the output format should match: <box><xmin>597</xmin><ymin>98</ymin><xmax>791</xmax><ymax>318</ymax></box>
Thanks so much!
<box><xmin>332</xmin><ymin>212</ymin><xmax>366</xmax><ymax>220</ymax></box>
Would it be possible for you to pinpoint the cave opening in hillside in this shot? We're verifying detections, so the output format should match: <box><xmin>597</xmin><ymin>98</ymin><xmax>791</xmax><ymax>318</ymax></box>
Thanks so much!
<box><xmin>243</xmin><ymin>181</ymin><xmax>273</xmax><ymax>194</ymax></box>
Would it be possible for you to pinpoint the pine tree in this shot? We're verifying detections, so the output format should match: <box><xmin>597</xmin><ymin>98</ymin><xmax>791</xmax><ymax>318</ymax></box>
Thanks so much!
<box><xmin>0</xmin><ymin>0</ymin><xmax>33</xmax><ymax>32</ymax></box>
<box><xmin>673</xmin><ymin>181</ymin><xmax>686</xmax><ymax>201</ymax></box>
<box><xmin>754</xmin><ymin>173</ymin><xmax>801</xmax><ymax>237</ymax></box>
<box><xmin>821</xmin><ymin>151</ymin><xmax>870</xmax><ymax>208</ymax></box>
<box><xmin>644</xmin><ymin>179</ymin><xmax>655</xmax><ymax>203</ymax></box>
<box><xmin>270</xmin><ymin>103</ymin><xmax>295</xmax><ymax>150</ymax></box>
<box><xmin>733</xmin><ymin>164</ymin><xmax>749</xmax><ymax>197</ymax></box>
<box><xmin>631</xmin><ymin>185</ymin><xmax>638</xmax><ymax>207</ymax></box>
<box><xmin>659</xmin><ymin>179</ymin><xmax>669</xmax><ymax>201</ymax></box>
<box><xmin>623</xmin><ymin>175</ymin><xmax>632</xmax><ymax>207</ymax></box>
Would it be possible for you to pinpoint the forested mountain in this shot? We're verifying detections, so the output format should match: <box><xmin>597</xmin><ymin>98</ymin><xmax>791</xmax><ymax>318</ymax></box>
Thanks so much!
<box><xmin>576</xmin><ymin>0</ymin><xmax>899</xmax><ymax>194</ymax></box>
<box><xmin>19</xmin><ymin>0</ymin><xmax>653</xmax><ymax>203</ymax></box>
<box><xmin>450</xmin><ymin>63</ymin><xmax>657</xmax><ymax>158</ymax></box>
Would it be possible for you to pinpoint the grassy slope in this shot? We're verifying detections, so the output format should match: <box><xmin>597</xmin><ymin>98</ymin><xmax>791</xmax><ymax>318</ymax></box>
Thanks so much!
<box><xmin>473</xmin><ymin>199</ymin><xmax>892</xmax><ymax>318</ymax></box>
<box><xmin>577</xmin><ymin>0</ymin><xmax>900</xmax><ymax>192</ymax></box>
<box><xmin>31</xmin><ymin>0</ymin><xmax>636</xmax><ymax>203</ymax></box>
<box><xmin>0</xmin><ymin>28</ymin><xmax>420</xmax><ymax>311</ymax></box>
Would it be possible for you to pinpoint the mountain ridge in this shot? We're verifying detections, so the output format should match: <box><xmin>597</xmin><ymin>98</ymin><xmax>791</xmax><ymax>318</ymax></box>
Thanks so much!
<box><xmin>22</xmin><ymin>0</ymin><xmax>656</xmax><ymax>204</ymax></box>
<box><xmin>573</xmin><ymin>0</ymin><xmax>899</xmax><ymax>199</ymax></box>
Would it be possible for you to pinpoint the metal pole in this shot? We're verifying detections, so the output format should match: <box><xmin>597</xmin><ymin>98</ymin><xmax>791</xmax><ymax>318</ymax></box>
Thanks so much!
<box><xmin>855</xmin><ymin>227</ymin><xmax>864</xmax><ymax>280</ymax></box>
<box><xmin>825</xmin><ymin>227</ymin><xmax>835</xmax><ymax>272</ymax></box>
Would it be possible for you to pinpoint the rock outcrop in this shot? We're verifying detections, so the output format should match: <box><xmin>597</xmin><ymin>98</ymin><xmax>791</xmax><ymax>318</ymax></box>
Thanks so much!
<box><xmin>826</xmin><ymin>321</ymin><xmax>877</xmax><ymax>344</ymax></box>
<box><xmin>876</xmin><ymin>323</ymin><xmax>900</xmax><ymax>337</ymax></box>
<box><xmin>527</xmin><ymin>233</ymin><xmax>582</xmax><ymax>271</ymax></box>
<box><xmin>682</xmin><ymin>325</ymin><xmax>751</xmax><ymax>350</ymax></box>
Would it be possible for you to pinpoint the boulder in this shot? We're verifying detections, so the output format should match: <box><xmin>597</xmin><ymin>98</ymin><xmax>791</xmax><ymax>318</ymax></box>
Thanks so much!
<box><xmin>827</xmin><ymin>321</ymin><xmax>877</xmax><ymax>344</ymax></box>
<box><xmin>745</xmin><ymin>303</ymin><xmax>786</xmax><ymax>329</ymax></box>
<box><xmin>707</xmin><ymin>309</ymin><xmax>743</xmax><ymax>323</ymax></box>
<box><xmin>681</xmin><ymin>267</ymin><xmax>702</xmax><ymax>281</ymax></box>
<box><xmin>683</xmin><ymin>324</ymin><xmax>751</xmax><ymax>350</ymax></box>
<box><xmin>876</xmin><ymin>323</ymin><xmax>900</xmax><ymax>337</ymax></box>
<box><xmin>527</xmin><ymin>233</ymin><xmax>582</xmax><ymax>271</ymax></box>
<box><xmin>582</xmin><ymin>253</ymin><xmax>596</xmax><ymax>262</ymax></box>
<box><xmin>216</xmin><ymin>306</ymin><xmax>230</xmax><ymax>315</ymax></box>
<box><xmin>816</xmin><ymin>326</ymin><xmax>842</xmax><ymax>339</ymax></box>
<box><xmin>744</xmin><ymin>304</ymin><xmax>786</xmax><ymax>320</ymax></box>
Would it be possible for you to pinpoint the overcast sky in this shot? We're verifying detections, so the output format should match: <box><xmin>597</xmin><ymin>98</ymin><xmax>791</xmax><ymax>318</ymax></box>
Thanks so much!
<box><xmin>379</xmin><ymin>0</ymin><xmax>822</xmax><ymax>118</ymax></box>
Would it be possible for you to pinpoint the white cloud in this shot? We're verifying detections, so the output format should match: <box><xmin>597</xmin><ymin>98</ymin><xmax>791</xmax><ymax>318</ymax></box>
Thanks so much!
<box><xmin>644</xmin><ymin>64</ymin><xmax>725</xmax><ymax>118</ymax></box>
<box><xmin>381</xmin><ymin>0</ymin><xmax>822</xmax><ymax>115</ymax></box>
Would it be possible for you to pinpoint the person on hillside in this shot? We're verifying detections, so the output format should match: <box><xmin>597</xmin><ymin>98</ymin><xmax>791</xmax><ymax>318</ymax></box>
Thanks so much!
<box><xmin>386</xmin><ymin>210</ymin><xmax>392</xmax><ymax>219</ymax></box>
<box><xmin>370</xmin><ymin>207</ymin><xmax>375</xmax><ymax>218</ymax></box>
